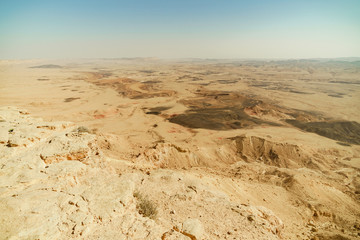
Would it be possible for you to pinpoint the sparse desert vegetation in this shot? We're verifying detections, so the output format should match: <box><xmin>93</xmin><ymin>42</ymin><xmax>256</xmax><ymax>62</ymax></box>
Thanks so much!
<box><xmin>133</xmin><ymin>192</ymin><xmax>158</xmax><ymax>219</ymax></box>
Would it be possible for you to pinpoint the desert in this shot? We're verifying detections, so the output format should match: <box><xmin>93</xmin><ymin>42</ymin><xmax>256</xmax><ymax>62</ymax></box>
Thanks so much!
<box><xmin>0</xmin><ymin>58</ymin><xmax>360</xmax><ymax>239</ymax></box>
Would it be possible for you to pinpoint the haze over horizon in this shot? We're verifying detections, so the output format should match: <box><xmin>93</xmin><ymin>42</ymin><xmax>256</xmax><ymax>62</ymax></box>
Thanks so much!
<box><xmin>1</xmin><ymin>0</ymin><xmax>359</xmax><ymax>59</ymax></box>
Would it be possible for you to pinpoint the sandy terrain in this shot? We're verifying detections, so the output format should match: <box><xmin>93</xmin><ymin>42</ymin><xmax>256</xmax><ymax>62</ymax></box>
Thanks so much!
<box><xmin>1</xmin><ymin>58</ymin><xmax>360</xmax><ymax>239</ymax></box>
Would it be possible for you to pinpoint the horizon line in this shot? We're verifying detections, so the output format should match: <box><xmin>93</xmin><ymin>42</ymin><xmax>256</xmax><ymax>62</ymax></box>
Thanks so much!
<box><xmin>1</xmin><ymin>56</ymin><xmax>360</xmax><ymax>61</ymax></box>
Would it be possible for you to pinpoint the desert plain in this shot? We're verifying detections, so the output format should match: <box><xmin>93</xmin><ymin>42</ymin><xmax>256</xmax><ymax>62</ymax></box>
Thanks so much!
<box><xmin>0</xmin><ymin>58</ymin><xmax>360</xmax><ymax>240</ymax></box>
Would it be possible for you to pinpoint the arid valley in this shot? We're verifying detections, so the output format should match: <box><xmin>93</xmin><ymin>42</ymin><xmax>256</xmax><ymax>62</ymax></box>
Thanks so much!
<box><xmin>1</xmin><ymin>58</ymin><xmax>360</xmax><ymax>240</ymax></box>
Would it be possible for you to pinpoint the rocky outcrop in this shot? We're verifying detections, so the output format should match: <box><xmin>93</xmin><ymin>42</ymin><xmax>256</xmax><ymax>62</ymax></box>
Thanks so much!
<box><xmin>0</xmin><ymin>107</ymin><xmax>284</xmax><ymax>239</ymax></box>
<box><xmin>229</xmin><ymin>135</ymin><xmax>312</xmax><ymax>168</ymax></box>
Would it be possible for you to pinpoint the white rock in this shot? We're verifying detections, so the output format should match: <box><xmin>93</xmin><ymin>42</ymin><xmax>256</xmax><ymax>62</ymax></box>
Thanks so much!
<box><xmin>182</xmin><ymin>218</ymin><xmax>205</xmax><ymax>239</ymax></box>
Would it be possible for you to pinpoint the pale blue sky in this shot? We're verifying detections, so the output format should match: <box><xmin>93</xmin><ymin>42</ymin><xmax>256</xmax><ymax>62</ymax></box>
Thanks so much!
<box><xmin>0</xmin><ymin>0</ymin><xmax>359</xmax><ymax>59</ymax></box>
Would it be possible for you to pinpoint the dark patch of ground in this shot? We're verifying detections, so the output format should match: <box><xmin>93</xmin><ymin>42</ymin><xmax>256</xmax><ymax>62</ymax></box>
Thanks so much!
<box><xmin>64</xmin><ymin>97</ymin><xmax>80</xmax><ymax>102</ymax></box>
<box><xmin>145</xmin><ymin>106</ymin><xmax>172</xmax><ymax>115</ymax></box>
<box><xmin>91</xmin><ymin>77</ymin><xmax>176</xmax><ymax>99</ymax></box>
<box><xmin>217</xmin><ymin>80</ymin><xmax>238</xmax><ymax>84</ymax></box>
<box><xmin>149</xmin><ymin>106</ymin><xmax>172</xmax><ymax>112</ymax></box>
<box><xmin>328</xmin><ymin>92</ymin><xmax>345</xmax><ymax>98</ymax></box>
<box><xmin>194</xmin><ymin>82</ymin><xmax>212</xmax><ymax>86</ymax></box>
<box><xmin>289</xmin><ymin>90</ymin><xmax>312</xmax><ymax>94</ymax></box>
<box><xmin>143</xmin><ymin>80</ymin><xmax>161</xmax><ymax>84</ymax></box>
<box><xmin>314</xmin><ymin>234</ymin><xmax>351</xmax><ymax>240</ymax></box>
<box><xmin>177</xmin><ymin>75</ymin><xmax>203</xmax><ymax>81</ymax></box>
<box><xmin>336</xmin><ymin>142</ymin><xmax>351</xmax><ymax>146</ymax></box>
<box><xmin>146</xmin><ymin>112</ymin><xmax>161</xmax><ymax>115</ymax></box>
<box><xmin>329</xmin><ymin>80</ymin><xmax>360</xmax><ymax>85</ymax></box>
<box><xmin>286</xmin><ymin>120</ymin><xmax>360</xmax><ymax>145</ymax></box>
<box><xmin>169</xmin><ymin>90</ymin><xmax>282</xmax><ymax>130</ymax></box>
<box><xmin>138</xmin><ymin>70</ymin><xmax>156</xmax><ymax>74</ymax></box>
<box><xmin>30</xmin><ymin>64</ymin><xmax>62</xmax><ymax>69</ymax></box>
<box><xmin>169</xmin><ymin>107</ymin><xmax>279</xmax><ymax>130</ymax></box>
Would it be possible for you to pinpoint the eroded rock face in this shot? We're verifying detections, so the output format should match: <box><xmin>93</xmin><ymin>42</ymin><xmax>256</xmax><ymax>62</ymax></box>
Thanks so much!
<box><xmin>229</xmin><ymin>135</ymin><xmax>311</xmax><ymax>168</ymax></box>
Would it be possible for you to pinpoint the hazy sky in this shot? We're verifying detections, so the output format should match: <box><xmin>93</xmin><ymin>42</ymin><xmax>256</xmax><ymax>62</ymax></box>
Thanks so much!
<box><xmin>1</xmin><ymin>0</ymin><xmax>359</xmax><ymax>59</ymax></box>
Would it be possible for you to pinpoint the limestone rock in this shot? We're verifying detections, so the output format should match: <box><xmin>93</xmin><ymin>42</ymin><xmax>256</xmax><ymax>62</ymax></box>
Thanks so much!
<box><xmin>182</xmin><ymin>218</ymin><xmax>205</xmax><ymax>240</ymax></box>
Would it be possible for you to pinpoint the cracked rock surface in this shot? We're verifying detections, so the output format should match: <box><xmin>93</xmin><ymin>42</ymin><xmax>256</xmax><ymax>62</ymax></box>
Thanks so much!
<box><xmin>0</xmin><ymin>107</ymin><xmax>283</xmax><ymax>240</ymax></box>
